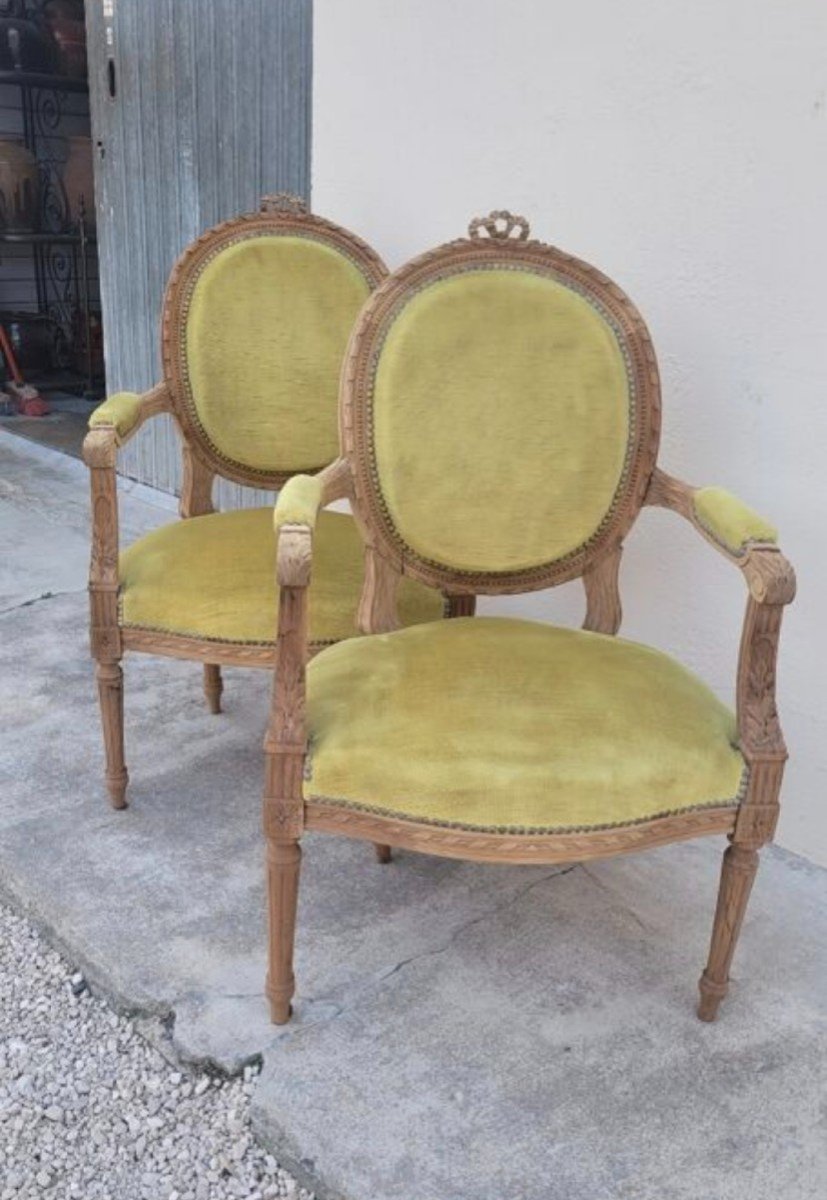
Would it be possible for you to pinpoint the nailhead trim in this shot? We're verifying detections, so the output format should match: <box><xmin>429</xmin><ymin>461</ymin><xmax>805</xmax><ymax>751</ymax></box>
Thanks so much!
<box><xmin>176</xmin><ymin>229</ymin><xmax>377</xmax><ymax>482</ymax></box>
<box><xmin>364</xmin><ymin>261</ymin><xmax>639</xmax><ymax>584</ymax></box>
<box><xmin>302</xmin><ymin>742</ymin><xmax>749</xmax><ymax>835</ymax></box>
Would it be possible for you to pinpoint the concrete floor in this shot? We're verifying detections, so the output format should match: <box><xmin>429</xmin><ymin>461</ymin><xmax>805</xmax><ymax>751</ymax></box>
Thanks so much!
<box><xmin>1</xmin><ymin>430</ymin><xmax>826</xmax><ymax>1200</ymax></box>
<box><xmin>0</xmin><ymin>393</ymin><xmax>97</xmax><ymax>460</ymax></box>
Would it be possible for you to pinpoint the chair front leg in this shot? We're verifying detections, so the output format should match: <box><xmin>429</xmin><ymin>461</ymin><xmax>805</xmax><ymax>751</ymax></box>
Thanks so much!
<box><xmin>698</xmin><ymin>757</ymin><xmax>784</xmax><ymax>1021</ymax></box>
<box><xmin>698</xmin><ymin>840</ymin><xmax>759</xmax><ymax>1021</ymax></box>
<box><xmin>95</xmin><ymin>659</ymin><xmax>128</xmax><ymax>809</ymax></box>
<box><xmin>265</xmin><ymin>826</ymin><xmax>302</xmax><ymax>1025</ymax></box>
<box><xmin>263</xmin><ymin>736</ymin><xmax>306</xmax><ymax>1024</ymax></box>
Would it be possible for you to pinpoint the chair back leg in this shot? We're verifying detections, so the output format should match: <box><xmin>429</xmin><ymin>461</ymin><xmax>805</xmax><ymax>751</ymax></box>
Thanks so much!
<box><xmin>446</xmin><ymin>594</ymin><xmax>476</xmax><ymax>618</ymax></box>
<box><xmin>203</xmin><ymin>663</ymin><xmax>223</xmax><ymax>714</ymax></box>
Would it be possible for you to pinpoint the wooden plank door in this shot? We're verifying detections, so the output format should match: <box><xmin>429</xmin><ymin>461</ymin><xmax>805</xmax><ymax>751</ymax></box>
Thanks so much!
<box><xmin>86</xmin><ymin>0</ymin><xmax>312</xmax><ymax>503</ymax></box>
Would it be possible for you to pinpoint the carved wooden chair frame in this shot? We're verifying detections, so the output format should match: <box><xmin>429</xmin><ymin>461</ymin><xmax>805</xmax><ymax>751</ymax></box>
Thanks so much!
<box><xmin>264</xmin><ymin>210</ymin><xmax>795</xmax><ymax>1025</ymax></box>
<box><xmin>83</xmin><ymin>194</ymin><xmax>389</xmax><ymax>809</ymax></box>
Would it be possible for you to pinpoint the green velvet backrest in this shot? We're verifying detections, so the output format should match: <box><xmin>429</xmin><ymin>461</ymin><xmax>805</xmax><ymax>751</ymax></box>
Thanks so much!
<box><xmin>343</xmin><ymin>214</ymin><xmax>661</xmax><ymax>594</ymax></box>
<box><xmin>162</xmin><ymin>202</ymin><xmax>386</xmax><ymax>488</ymax></box>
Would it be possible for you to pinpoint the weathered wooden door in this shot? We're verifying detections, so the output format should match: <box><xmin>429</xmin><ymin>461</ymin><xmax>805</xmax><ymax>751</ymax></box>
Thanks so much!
<box><xmin>86</xmin><ymin>0</ymin><xmax>312</xmax><ymax>502</ymax></box>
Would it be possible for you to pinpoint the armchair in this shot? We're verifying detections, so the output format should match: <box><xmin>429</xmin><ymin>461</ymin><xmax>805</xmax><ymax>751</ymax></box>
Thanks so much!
<box><xmin>84</xmin><ymin>195</ymin><xmax>445</xmax><ymax>810</ymax></box>
<box><xmin>262</xmin><ymin>210</ymin><xmax>795</xmax><ymax>1026</ymax></box>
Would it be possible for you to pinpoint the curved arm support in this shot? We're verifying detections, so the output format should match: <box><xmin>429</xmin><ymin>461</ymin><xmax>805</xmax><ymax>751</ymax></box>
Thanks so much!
<box><xmin>82</xmin><ymin>384</ymin><xmax>173</xmax><ymax>661</ymax></box>
<box><xmin>273</xmin><ymin>457</ymin><xmax>352</xmax><ymax>533</ymax></box>
<box><xmin>86</xmin><ymin>382</ymin><xmax>172</xmax><ymax>447</ymax></box>
<box><xmin>644</xmin><ymin>468</ymin><xmax>796</xmax><ymax>847</ymax></box>
<box><xmin>265</xmin><ymin>459</ymin><xmax>353</xmax><ymax>840</ymax></box>
<box><xmin>645</xmin><ymin>469</ymin><xmax>795</xmax><ymax>605</ymax></box>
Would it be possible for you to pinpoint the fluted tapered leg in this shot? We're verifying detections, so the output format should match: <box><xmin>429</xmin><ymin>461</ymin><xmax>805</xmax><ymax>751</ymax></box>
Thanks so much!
<box><xmin>698</xmin><ymin>842</ymin><xmax>759</xmax><ymax>1021</ymax></box>
<box><xmin>96</xmin><ymin>660</ymin><xmax>128</xmax><ymax>809</ymax></box>
<box><xmin>203</xmin><ymin>663</ymin><xmax>223</xmax><ymax>714</ymax></box>
<box><xmin>374</xmin><ymin>843</ymin><xmax>393</xmax><ymax>864</ymax></box>
<box><xmin>266</xmin><ymin>838</ymin><xmax>302</xmax><ymax>1024</ymax></box>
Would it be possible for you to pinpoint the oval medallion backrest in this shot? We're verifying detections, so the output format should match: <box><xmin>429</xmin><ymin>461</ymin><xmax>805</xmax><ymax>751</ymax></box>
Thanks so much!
<box><xmin>341</xmin><ymin>212</ymin><xmax>661</xmax><ymax>595</ymax></box>
<box><xmin>162</xmin><ymin>195</ymin><xmax>387</xmax><ymax>489</ymax></box>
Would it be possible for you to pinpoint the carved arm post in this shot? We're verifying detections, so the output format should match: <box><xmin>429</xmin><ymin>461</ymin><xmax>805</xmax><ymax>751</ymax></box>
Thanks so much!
<box><xmin>83</xmin><ymin>382</ymin><xmax>173</xmax><ymax>655</ymax></box>
<box><xmin>645</xmin><ymin>467</ymin><xmax>796</xmax><ymax>840</ymax></box>
<box><xmin>733</xmin><ymin>548</ymin><xmax>796</xmax><ymax>844</ymax></box>
<box><xmin>263</xmin><ymin>457</ymin><xmax>350</xmax><ymax>1022</ymax></box>
<box><xmin>644</xmin><ymin>468</ymin><xmax>796</xmax><ymax>1020</ymax></box>
<box><xmin>84</xmin><ymin>426</ymin><xmax>121</xmax><ymax>666</ymax></box>
<box><xmin>82</xmin><ymin>383</ymin><xmax>172</xmax><ymax>807</ymax></box>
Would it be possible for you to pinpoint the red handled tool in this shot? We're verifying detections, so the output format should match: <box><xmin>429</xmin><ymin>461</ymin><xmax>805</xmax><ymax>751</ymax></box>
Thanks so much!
<box><xmin>0</xmin><ymin>324</ymin><xmax>50</xmax><ymax>417</ymax></box>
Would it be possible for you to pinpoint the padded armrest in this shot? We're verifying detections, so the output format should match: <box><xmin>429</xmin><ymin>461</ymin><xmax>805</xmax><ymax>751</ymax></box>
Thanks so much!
<box><xmin>88</xmin><ymin>392</ymin><xmax>144</xmax><ymax>440</ymax></box>
<box><xmin>87</xmin><ymin>384</ymin><xmax>171</xmax><ymax>448</ymax></box>
<box><xmin>692</xmin><ymin>487</ymin><xmax>778</xmax><ymax>556</ymax></box>
<box><xmin>274</xmin><ymin>474</ymin><xmax>325</xmax><ymax>533</ymax></box>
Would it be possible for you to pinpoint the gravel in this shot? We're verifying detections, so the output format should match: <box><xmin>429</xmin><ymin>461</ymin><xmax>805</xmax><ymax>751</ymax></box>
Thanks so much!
<box><xmin>0</xmin><ymin>901</ymin><xmax>313</xmax><ymax>1200</ymax></box>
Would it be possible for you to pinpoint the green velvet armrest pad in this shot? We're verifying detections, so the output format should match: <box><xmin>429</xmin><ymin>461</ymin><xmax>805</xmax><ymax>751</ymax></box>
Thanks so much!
<box><xmin>274</xmin><ymin>474</ymin><xmax>325</xmax><ymax>533</ymax></box>
<box><xmin>693</xmin><ymin>486</ymin><xmax>778</xmax><ymax>554</ymax></box>
<box><xmin>88</xmin><ymin>392</ymin><xmax>143</xmax><ymax>440</ymax></box>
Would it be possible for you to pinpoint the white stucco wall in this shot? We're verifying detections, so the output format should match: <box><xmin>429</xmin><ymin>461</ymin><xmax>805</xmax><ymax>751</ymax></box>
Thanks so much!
<box><xmin>312</xmin><ymin>1</ymin><xmax>827</xmax><ymax>866</ymax></box>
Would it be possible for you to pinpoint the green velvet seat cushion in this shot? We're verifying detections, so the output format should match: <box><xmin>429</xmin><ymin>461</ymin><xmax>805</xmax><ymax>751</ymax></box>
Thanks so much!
<box><xmin>119</xmin><ymin>508</ymin><xmax>444</xmax><ymax>646</ymax></box>
<box><xmin>305</xmin><ymin>617</ymin><xmax>746</xmax><ymax>832</ymax></box>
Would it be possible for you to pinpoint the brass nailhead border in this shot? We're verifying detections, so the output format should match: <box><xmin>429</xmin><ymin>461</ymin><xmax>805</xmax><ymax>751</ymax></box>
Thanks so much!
<box><xmin>303</xmin><ymin>733</ymin><xmax>749</xmax><ymax>835</ymax></box>
<box><xmin>177</xmin><ymin>229</ymin><xmax>378</xmax><ymax>483</ymax></box>
<box><xmin>302</xmin><ymin>783</ymin><xmax>747</xmax><ymax>838</ymax></box>
<box><xmin>364</xmin><ymin>261</ymin><xmax>640</xmax><ymax>584</ymax></box>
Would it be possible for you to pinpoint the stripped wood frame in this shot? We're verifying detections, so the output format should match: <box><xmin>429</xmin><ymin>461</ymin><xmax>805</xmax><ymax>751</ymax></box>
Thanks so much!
<box><xmin>83</xmin><ymin>198</ymin><xmax>389</xmax><ymax>809</ymax></box>
<box><xmin>263</xmin><ymin>211</ymin><xmax>796</xmax><ymax>1026</ymax></box>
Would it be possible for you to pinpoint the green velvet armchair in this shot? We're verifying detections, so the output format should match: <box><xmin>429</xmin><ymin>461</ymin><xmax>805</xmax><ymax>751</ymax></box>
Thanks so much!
<box><xmin>84</xmin><ymin>194</ymin><xmax>444</xmax><ymax>810</ymax></box>
<box><xmin>263</xmin><ymin>209</ymin><xmax>795</xmax><ymax>1026</ymax></box>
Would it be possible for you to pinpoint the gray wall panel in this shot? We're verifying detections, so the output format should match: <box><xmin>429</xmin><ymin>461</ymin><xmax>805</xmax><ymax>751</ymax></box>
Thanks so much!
<box><xmin>86</xmin><ymin>0</ymin><xmax>312</xmax><ymax>506</ymax></box>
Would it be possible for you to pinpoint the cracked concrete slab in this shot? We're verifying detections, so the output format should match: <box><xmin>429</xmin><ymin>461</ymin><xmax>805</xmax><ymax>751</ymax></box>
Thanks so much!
<box><xmin>2</xmin><ymin>432</ymin><xmax>827</xmax><ymax>1200</ymax></box>
<box><xmin>252</xmin><ymin>843</ymin><xmax>827</xmax><ymax>1200</ymax></box>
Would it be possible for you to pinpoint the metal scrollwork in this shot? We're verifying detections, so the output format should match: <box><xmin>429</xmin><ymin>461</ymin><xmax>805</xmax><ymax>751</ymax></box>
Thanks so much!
<box><xmin>12</xmin><ymin>60</ymin><xmax>99</xmax><ymax>390</ymax></box>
